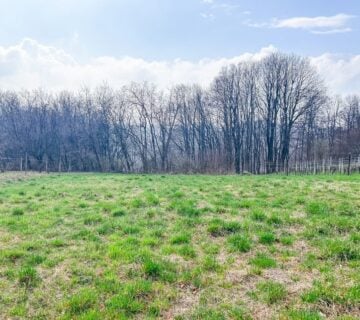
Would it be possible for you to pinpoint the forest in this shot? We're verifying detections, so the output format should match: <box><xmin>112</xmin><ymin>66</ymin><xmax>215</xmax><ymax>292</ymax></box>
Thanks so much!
<box><xmin>0</xmin><ymin>52</ymin><xmax>359</xmax><ymax>173</ymax></box>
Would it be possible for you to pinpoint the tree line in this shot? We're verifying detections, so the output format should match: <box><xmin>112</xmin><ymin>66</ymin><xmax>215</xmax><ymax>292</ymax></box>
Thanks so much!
<box><xmin>0</xmin><ymin>52</ymin><xmax>359</xmax><ymax>173</ymax></box>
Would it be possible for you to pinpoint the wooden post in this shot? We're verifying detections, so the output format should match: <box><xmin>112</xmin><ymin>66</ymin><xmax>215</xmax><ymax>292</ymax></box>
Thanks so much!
<box><xmin>20</xmin><ymin>157</ymin><xmax>23</xmax><ymax>171</ymax></box>
<box><xmin>45</xmin><ymin>156</ymin><xmax>48</xmax><ymax>173</ymax></box>
<box><xmin>347</xmin><ymin>153</ymin><xmax>351</xmax><ymax>175</ymax></box>
<box><xmin>25</xmin><ymin>153</ymin><xmax>28</xmax><ymax>173</ymax></box>
<box><xmin>313</xmin><ymin>158</ymin><xmax>316</xmax><ymax>175</ymax></box>
<box><xmin>58</xmin><ymin>157</ymin><xmax>62</xmax><ymax>173</ymax></box>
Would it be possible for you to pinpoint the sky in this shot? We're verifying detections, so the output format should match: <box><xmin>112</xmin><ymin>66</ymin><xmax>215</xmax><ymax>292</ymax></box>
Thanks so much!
<box><xmin>0</xmin><ymin>0</ymin><xmax>359</xmax><ymax>94</ymax></box>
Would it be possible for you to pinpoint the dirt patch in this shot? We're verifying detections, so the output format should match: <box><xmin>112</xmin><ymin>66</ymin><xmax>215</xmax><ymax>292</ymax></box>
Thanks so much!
<box><xmin>0</xmin><ymin>171</ymin><xmax>45</xmax><ymax>185</ymax></box>
<box><xmin>0</xmin><ymin>229</ymin><xmax>23</xmax><ymax>249</ymax></box>
<box><xmin>163</xmin><ymin>284</ymin><xmax>201</xmax><ymax>319</ymax></box>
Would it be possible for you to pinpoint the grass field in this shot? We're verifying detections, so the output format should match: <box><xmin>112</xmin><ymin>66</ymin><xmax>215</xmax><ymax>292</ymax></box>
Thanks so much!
<box><xmin>0</xmin><ymin>173</ymin><xmax>359</xmax><ymax>320</ymax></box>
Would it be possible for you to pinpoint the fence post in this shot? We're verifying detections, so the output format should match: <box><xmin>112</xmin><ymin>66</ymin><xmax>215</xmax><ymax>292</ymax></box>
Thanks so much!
<box><xmin>347</xmin><ymin>153</ymin><xmax>351</xmax><ymax>175</ymax></box>
<box><xmin>313</xmin><ymin>159</ymin><xmax>316</xmax><ymax>174</ymax></box>
<box><xmin>20</xmin><ymin>157</ymin><xmax>23</xmax><ymax>171</ymax></box>
<box><xmin>25</xmin><ymin>153</ymin><xmax>28</xmax><ymax>173</ymax></box>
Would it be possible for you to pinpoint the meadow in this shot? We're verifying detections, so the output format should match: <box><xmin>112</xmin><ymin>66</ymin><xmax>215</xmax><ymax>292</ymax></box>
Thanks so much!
<box><xmin>0</xmin><ymin>173</ymin><xmax>359</xmax><ymax>319</ymax></box>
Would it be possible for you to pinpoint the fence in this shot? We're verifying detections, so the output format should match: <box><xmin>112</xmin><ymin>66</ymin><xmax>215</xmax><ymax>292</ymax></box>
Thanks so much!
<box><xmin>1</xmin><ymin>154</ymin><xmax>360</xmax><ymax>175</ymax></box>
<box><xmin>0</xmin><ymin>155</ymin><xmax>61</xmax><ymax>173</ymax></box>
<box><xmin>264</xmin><ymin>154</ymin><xmax>360</xmax><ymax>175</ymax></box>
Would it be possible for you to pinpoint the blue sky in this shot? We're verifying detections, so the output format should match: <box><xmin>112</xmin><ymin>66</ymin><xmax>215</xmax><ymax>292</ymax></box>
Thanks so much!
<box><xmin>0</xmin><ymin>0</ymin><xmax>359</xmax><ymax>60</ymax></box>
<box><xmin>0</xmin><ymin>0</ymin><xmax>359</xmax><ymax>93</ymax></box>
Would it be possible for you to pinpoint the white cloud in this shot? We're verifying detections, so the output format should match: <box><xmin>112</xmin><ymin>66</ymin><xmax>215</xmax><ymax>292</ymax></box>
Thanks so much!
<box><xmin>273</xmin><ymin>14</ymin><xmax>354</xmax><ymax>30</ymax></box>
<box><xmin>0</xmin><ymin>39</ymin><xmax>360</xmax><ymax>95</ymax></box>
<box><xmin>310</xmin><ymin>53</ymin><xmax>360</xmax><ymax>95</ymax></box>
<box><xmin>0</xmin><ymin>39</ymin><xmax>275</xmax><ymax>91</ymax></box>
<box><xmin>310</xmin><ymin>28</ymin><xmax>352</xmax><ymax>35</ymax></box>
<box><xmin>200</xmin><ymin>12</ymin><xmax>215</xmax><ymax>20</ymax></box>
<box><xmin>201</xmin><ymin>0</ymin><xmax>250</xmax><ymax>17</ymax></box>
<box><xmin>245</xmin><ymin>13</ymin><xmax>355</xmax><ymax>34</ymax></box>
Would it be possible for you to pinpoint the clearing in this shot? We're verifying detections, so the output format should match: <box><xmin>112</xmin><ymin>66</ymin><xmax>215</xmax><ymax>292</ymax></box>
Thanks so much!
<box><xmin>0</xmin><ymin>173</ymin><xmax>359</xmax><ymax>319</ymax></box>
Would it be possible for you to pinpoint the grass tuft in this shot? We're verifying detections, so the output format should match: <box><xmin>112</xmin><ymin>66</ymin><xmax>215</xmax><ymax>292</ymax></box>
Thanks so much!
<box><xmin>227</xmin><ymin>234</ymin><xmax>252</xmax><ymax>252</ymax></box>
<box><xmin>255</xmin><ymin>280</ymin><xmax>286</xmax><ymax>304</ymax></box>
<box><xmin>12</xmin><ymin>208</ymin><xmax>24</xmax><ymax>216</ymax></box>
<box><xmin>250</xmin><ymin>253</ymin><xmax>277</xmax><ymax>269</ymax></box>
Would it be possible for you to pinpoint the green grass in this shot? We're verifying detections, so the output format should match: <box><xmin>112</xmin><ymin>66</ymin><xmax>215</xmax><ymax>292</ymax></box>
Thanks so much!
<box><xmin>250</xmin><ymin>253</ymin><xmax>277</xmax><ymax>269</ymax></box>
<box><xmin>227</xmin><ymin>234</ymin><xmax>252</xmax><ymax>252</ymax></box>
<box><xmin>252</xmin><ymin>280</ymin><xmax>287</xmax><ymax>304</ymax></box>
<box><xmin>0</xmin><ymin>172</ymin><xmax>359</xmax><ymax>319</ymax></box>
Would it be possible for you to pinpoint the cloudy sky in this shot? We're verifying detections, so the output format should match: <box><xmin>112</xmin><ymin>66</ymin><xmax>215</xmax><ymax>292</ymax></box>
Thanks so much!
<box><xmin>0</xmin><ymin>0</ymin><xmax>359</xmax><ymax>94</ymax></box>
